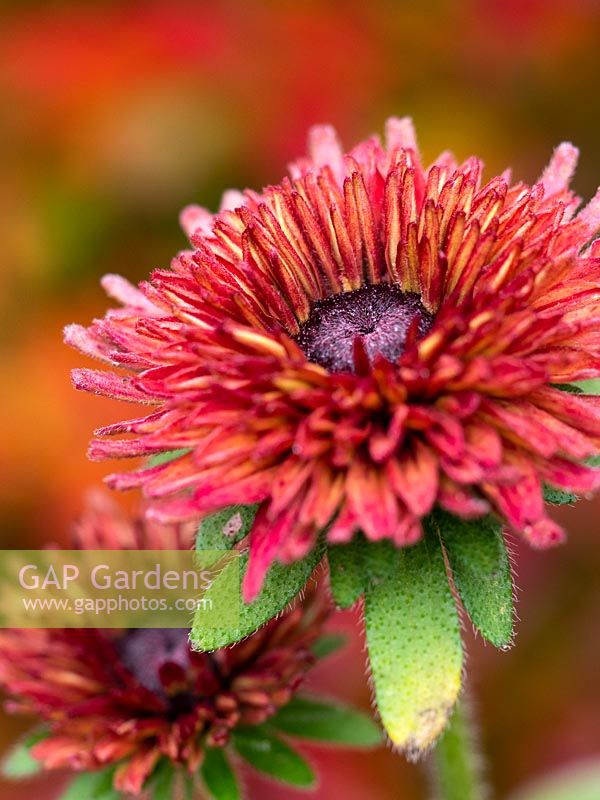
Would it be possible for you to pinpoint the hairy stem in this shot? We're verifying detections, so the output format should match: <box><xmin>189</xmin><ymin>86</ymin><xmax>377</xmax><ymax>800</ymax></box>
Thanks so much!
<box><xmin>430</xmin><ymin>696</ymin><xmax>488</xmax><ymax>800</ymax></box>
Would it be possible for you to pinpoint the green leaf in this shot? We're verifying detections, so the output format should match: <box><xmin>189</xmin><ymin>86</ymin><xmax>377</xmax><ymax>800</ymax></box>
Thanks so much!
<box><xmin>327</xmin><ymin>537</ymin><xmax>367</xmax><ymax>608</ymax></box>
<box><xmin>60</xmin><ymin>768</ymin><xmax>119</xmax><ymax>800</ymax></box>
<box><xmin>544</xmin><ymin>485</ymin><xmax>577</xmax><ymax>505</ymax></box>
<box><xmin>1</xmin><ymin>741</ymin><xmax>42</xmax><ymax>779</ymax></box>
<box><xmin>196</xmin><ymin>505</ymin><xmax>258</xmax><ymax>551</ymax></box>
<box><xmin>436</xmin><ymin>511</ymin><xmax>513</xmax><ymax>648</ymax></box>
<box><xmin>270</xmin><ymin>695</ymin><xmax>382</xmax><ymax>747</ymax></box>
<box><xmin>233</xmin><ymin>727</ymin><xmax>314</xmax><ymax>788</ymax></box>
<box><xmin>200</xmin><ymin>748</ymin><xmax>240</xmax><ymax>800</ymax></box>
<box><xmin>327</xmin><ymin>535</ymin><xmax>404</xmax><ymax>610</ymax></box>
<box><xmin>311</xmin><ymin>633</ymin><xmax>346</xmax><ymax>660</ymax></box>
<box><xmin>509</xmin><ymin>760</ymin><xmax>600</xmax><ymax>800</ymax></box>
<box><xmin>191</xmin><ymin>541</ymin><xmax>324</xmax><ymax>651</ymax></box>
<box><xmin>1</xmin><ymin>727</ymin><xmax>51</xmax><ymax>778</ymax></box>
<box><xmin>148</xmin><ymin>448</ymin><xmax>191</xmax><ymax>467</ymax></box>
<box><xmin>148</xmin><ymin>759</ymin><xmax>175</xmax><ymax>799</ymax></box>
<box><xmin>362</xmin><ymin>539</ymin><xmax>401</xmax><ymax>582</ymax></box>
<box><xmin>364</xmin><ymin>530</ymin><xmax>463</xmax><ymax>755</ymax></box>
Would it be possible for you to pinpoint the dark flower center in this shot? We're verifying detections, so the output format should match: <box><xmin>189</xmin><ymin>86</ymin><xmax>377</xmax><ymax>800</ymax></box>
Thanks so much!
<box><xmin>118</xmin><ymin>628</ymin><xmax>190</xmax><ymax>695</ymax></box>
<box><xmin>295</xmin><ymin>284</ymin><xmax>433</xmax><ymax>373</ymax></box>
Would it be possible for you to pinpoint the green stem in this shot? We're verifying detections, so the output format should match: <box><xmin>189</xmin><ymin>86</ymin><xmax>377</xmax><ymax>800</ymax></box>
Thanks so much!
<box><xmin>430</xmin><ymin>696</ymin><xmax>488</xmax><ymax>800</ymax></box>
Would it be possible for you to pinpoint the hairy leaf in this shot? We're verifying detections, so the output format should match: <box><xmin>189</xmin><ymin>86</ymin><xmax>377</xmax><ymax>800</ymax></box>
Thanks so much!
<box><xmin>544</xmin><ymin>486</ymin><xmax>577</xmax><ymax>505</ymax></box>
<box><xmin>328</xmin><ymin>536</ymin><xmax>404</xmax><ymax>611</ymax></box>
<box><xmin>191</xmin><ymin>542</ymin><xmax>324</xmax><ymax>651</ymax></box>
<box><xmin>437</xmin><ymin>511</ymin><xmax>513</xmax><ymax>648</ymax></box>
<box><xmin>196</xmin><ymin>505</ymin><xmax>258</xmax><ymax>551</ymax></box>
<box><xmin>327</xmin><ymin>537</ymin><xmax>367</xmax><ymax>608</ymax></box>
<box><xmin>364</xmin><ymin>531</ymin><xmax>462</xmax><ymax>755</ymax></box>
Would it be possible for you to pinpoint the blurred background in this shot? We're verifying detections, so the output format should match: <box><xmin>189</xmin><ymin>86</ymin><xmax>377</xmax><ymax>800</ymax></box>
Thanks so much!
<box><xmin>1</xmin><ymin>1</ymin><xmax>600</xmax><ymax>797</ymax></box>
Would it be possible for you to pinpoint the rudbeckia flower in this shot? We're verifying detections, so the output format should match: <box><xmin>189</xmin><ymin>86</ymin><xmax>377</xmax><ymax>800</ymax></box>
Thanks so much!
<box><xmin>0</xmin><ymin>495</ymin><xmax>379</xmax><ymax>797</ymax></box>
<box><xmin>65</xmin><ymin>120</ymin><xmax>600</xmax><ymax>753</ymax></box>
<box><xmin>66</xmin><ymin>118</ymin><xmax>600</xmax><ymax>599</ymax></box>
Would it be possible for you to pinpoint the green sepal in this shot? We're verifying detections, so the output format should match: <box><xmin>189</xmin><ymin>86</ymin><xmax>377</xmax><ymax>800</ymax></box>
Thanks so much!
<box><xmin>269</xmin><ymin>695</ymin><xmax>382</xmax><ymax>747</ymax></box>
<box><xmin>196</xmin><ymin>505</ymin><xmax>258</xmax><ymax>551</ymax></box>
<box><xmin>200</xmin><ymin>748</ymin><xmax>240</xmax><ymax>800</ymax></box>
<box><xmin>311</xmin><ymin>633</ymin><xmax>346</xmax><ymax>660</ymax></box>
<box><xmin>544</xmin><ymin>485</ymin><xmax>577</xmax><ymax>505</ymax></box>
<box><xmin>436</xmin><ymin>511</ymin><xmax>513</xmax><ymax>648</ymax></box>
<box><xmin>60</xmin><ymin>768</ymin><xmax>119</xmax><ymax>800</ymax></box>
<box><xmin>364</xmin><ymin>529</ymin><xmax>463</xmax><ymax>756</ymax></box>
<box><xmin>328</xmin><ymin>535</ymin><xmax>411</xmax><ymax>610</ymax></box>
<box><xmin>232</xmin><ymin>727</ymin><xmax>314</xmax><ymax>788</ymax></box>
<box><xmin>1</xmin><ymin>728</ymin><xmax>49</xmax><ymax>778</ymax></box>
<box><xmin>191</xmin><ymin>540</ymin><xmax>324</xmax><ymax>651</ymax></box>
<box><xmin>327</xmin><ymin>536</ymin><xmax>367</xmax><ymax>608</ymax></box>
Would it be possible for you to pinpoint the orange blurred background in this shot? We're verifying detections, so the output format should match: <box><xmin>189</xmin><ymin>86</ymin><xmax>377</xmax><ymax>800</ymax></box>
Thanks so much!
<box><xmin>1</xmin><ymin>1</ymin><xmax>600</xmax><ymax>797</ymax></box>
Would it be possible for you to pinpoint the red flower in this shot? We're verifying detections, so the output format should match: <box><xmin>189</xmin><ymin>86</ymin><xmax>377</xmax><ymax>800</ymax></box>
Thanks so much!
<box><xmin>0</xmin><ymin>499</ymin><xmax>329</xmax><ymax>795</ymax></box>
<box><xmin>66</xmin><ymin>119</ymin><xmax>600</xmax><ymax>600</ymax></box>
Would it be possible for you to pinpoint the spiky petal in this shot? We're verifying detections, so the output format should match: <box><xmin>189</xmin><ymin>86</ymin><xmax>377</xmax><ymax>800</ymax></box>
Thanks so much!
<box><xmin>67</xmin><ymin>118</ymin><xmax>600</xmax><ymax>599</ymax></box>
